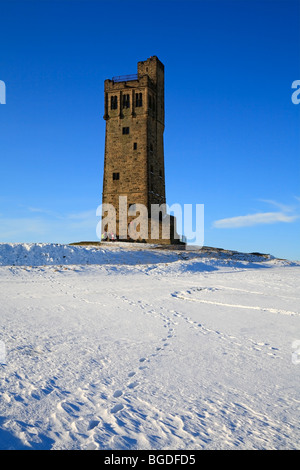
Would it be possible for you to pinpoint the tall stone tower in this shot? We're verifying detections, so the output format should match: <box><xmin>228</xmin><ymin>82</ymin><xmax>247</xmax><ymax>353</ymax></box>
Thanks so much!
<box><xmin>102</xmin><ymin>56</ymin><xmax>178</xmax><ymax>243</ymax></box>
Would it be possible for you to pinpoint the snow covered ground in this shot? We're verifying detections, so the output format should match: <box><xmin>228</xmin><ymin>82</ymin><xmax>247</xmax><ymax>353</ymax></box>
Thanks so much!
<box><xmin>0</xmin><ymin>243</ymin><xmax>299</xmax><ymax>450</ymax></box>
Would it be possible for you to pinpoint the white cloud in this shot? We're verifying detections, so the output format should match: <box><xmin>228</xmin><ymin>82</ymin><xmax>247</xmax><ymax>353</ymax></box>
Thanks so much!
<box><xmin>0</xmin><ymin>217</ymin><xmax>49</xmax><ymax>239</ymax></box>
<box><xmin>0</xmin><ymin>208</ymin><xmax>100</xmax><ymax>243</ymax></box>
<box><xmin>213</xmin><ymin>198</ymin><xmax>300</xmax><ymax>229</ymax></box>
<box><xmin>67</xmin><ymin>210</ymin><xmax>97</xmax><ymax>220</ymax></box>
<box><xmin>27</xmin><ymin>207</ymin><xmax>46</xmax><ymax>213</ymax></box>
<box><xmin>26</xmin><ymin>207</ymin><xmax>64</xmax><ymax>219</ymax></box>
<box><xmin>258</xmin><ymin>199</ymin><xmax>294</xmax><ymax>213</ymax></box>
<box><xmin>213</xmin><ymin>211</ymin><xmax>299</xmax><ymax>229</ymax></box>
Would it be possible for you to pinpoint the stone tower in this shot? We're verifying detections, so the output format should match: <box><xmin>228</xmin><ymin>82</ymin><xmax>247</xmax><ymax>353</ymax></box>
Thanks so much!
<box><xmin>102</xmin><ymin>56</ymin><xmax>179</xmax><ymax>243</ymax></box>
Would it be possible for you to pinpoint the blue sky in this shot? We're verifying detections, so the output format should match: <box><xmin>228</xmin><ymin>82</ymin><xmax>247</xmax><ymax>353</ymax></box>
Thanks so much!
<box><xmin>0</xmin><ymin>0</ymin><xmax>299</xmax><ymax>260</ymax></box>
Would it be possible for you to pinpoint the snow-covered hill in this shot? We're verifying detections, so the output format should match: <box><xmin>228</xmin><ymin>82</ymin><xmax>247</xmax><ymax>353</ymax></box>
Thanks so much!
<box><xmin>0</xmin><ymin>241</ymin><xmax>292</xmax><ymax>267</ymax></box>
<box><xmin>0</xmin><ymin>243</ymin><xmax>299</xmax><ymax>450</ymax></box>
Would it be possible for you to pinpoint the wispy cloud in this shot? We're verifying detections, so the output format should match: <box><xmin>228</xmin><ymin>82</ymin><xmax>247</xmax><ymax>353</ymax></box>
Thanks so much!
<box><xmin>0</xmin><ymin>207</ymin><xmax>100</xmax><ymax>242</ymax></box>
<box><xmin>0</xmin><ymin>217</ymin><xmax>50</xmax><ymax>239</ymax></box>
<box><xmin>27</xmin><ymin>207</ymin><xmax>47</xmax><ymax>213</ymax></box>
<box><xmin>26</xmin><ymin>207</ymin><xmax>64</xmax><ymax>219</ymax></box>
<box><xmin>67</xmin><ymin>210</ymin><xmax>96</xmax><ymax>220</ymax></box>
<box><xmin>258</xmin><ymin>199</ymin><xmax>294</xmax><ymax>213</ymax></box>
<box><xmin>213</xmin><ymin>211</ymin><xmax>298</xmax><ymax>229</ymax></box>
<box><xmin>213</xmin><ymin>198</ymin><xmax>300</xmax><ymax>229</ymax></box>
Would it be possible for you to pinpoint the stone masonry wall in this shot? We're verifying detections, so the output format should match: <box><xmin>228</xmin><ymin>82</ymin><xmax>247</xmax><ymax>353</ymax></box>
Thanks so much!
<box><xmin>102</xmin><ymin>56</ymin><xmax>178</xmax><ymax>243</ymax></box>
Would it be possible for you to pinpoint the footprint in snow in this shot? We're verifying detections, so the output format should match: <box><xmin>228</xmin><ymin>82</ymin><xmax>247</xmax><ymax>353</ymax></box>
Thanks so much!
<box><xmin>128</xmin><ymin>381</ymin><xmax>138</xmax><ymax>389</ymax></box>
<box><xmin>88</xmin><ymin>420</ymin><xmax>100</xmax><ymax>431</ymax></box>
<box><xmin>111</xmin><ymin>403</ymin><xmax>124</xmax><ymax>414</ymax></box>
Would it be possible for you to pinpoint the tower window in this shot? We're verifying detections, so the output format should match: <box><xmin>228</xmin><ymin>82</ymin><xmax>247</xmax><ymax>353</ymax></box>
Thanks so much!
<box><xmin>159</xmin><ymin>169</ymin><xmax>162</xmax><ymax>177</ymax></box>
<box><xmin>133</xmin><ymin>142</ymin><xmax>137</xmax><ymax>150</ymax></box>
<box><xmin>111</xmin><ymin>95</ymin><xmax>118</xmax><ymax>110</ymax></box>
<box><xmin>135</xmin><ymin>92</ymin><xmax>143</xmax><ymax>107</ymax></box>
<box><xmin>150</xmin><ymin>165</ymin><xmax>154</xmax><ymax>173</ymax></box>
<box><xmin>150</xmin><ymin>143</ymin><xmax>153</xmax><ymax>152</ymax></box>
<box><xmin>149</xmin><ymin>95</ymin><xmax>152</xmax><ymax>109</ymax></box>
<box><xmin>122</xmin><ymin>127</ymin><xmax>130</xmax><ymax>135</ymax></box>
<box><xmin>122</xmin><ymin>94</ymin><xmax>130</xmax><ymax>109</ymax></box>
<box><xmin>113</xmin><ymin>172</ymin><xmax>120</xmax><ymax>181</ymax></box>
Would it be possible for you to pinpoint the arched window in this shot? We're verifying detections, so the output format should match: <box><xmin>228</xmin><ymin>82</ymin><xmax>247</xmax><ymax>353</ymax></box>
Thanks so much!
<box><xmin>122</xmin><ymin>94</ymin><xmax>130</xmax><ymax>108</ymax></box>
<box><xmin>111</xmin><ymin>95</ymin><xmax>118</xmax><ymax>110</ymax></box>
<box><xmin>135</xmin><ymin>92</ymin><xmax>142</xmax><ymax>107</ymax></box>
